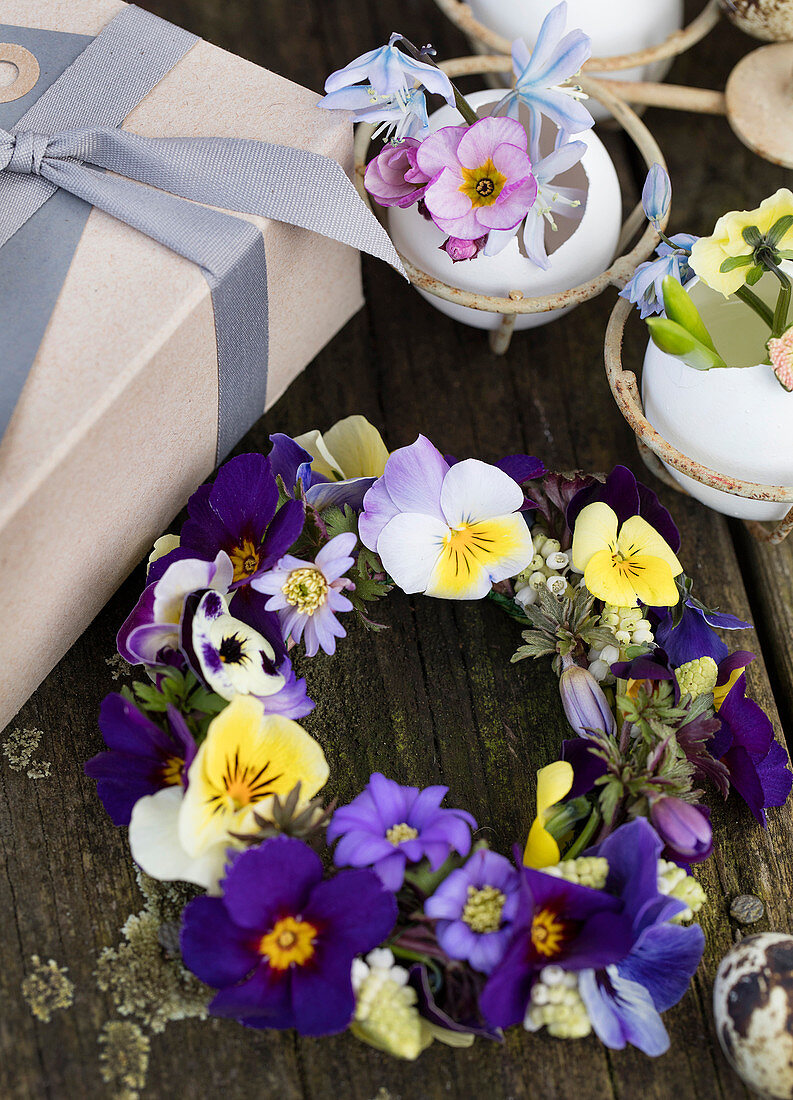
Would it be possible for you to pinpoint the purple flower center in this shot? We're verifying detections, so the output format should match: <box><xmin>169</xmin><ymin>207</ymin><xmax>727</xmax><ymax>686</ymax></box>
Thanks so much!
<box><xmin>159</xmin><ymin>756</ymin><xmax>184</xmax><ymax>787</ymax></box>
<box><xmin>461</xmin><ymin>885</ymin><xmax>505</xmax><ymax>934</ymax></box>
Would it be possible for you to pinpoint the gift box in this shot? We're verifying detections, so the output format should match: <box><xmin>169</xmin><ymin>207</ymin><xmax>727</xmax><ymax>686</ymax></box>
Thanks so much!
<box><xmin>0</xmin><ymin>0</ymin><xmax>372</xmax><ymax>730</ymax></box>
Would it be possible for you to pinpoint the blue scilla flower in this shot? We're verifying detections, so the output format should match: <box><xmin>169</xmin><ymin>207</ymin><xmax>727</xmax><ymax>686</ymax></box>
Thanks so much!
<box><xmin>620</xmin><ymin>233</ymin><xmax>698</xmax><ymax>320</ymax></box>
<box><xmin>494</xmin><ymin>3</ymin><xmax>594</xmax><ymax>162</ymax></box>
<box><xmin>319</xmin><ymin>83</ymin><xmax>430</xmax><ymax>142</ymax></box>
<box><xmin>642</xmin><ymin>163</ymin><xmax>672</xmax><ymax>232</ymax></box>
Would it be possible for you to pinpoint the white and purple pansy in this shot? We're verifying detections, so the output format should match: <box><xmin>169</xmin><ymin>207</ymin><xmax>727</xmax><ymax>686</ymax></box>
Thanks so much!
<box><xmin>188</xmin><ymin>590</ymin><xmax>286</xmax><ymax>701</ymax></box>
<box><xmin>117</xmin><ymin>550</ymin><xmax>233</xmax><ymax>667</ymax></box>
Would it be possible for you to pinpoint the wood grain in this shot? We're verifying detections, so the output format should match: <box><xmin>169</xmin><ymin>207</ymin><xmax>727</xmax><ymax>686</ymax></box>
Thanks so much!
<box><xmin>2</xmin><ymin>1</ymin><xmax>792</xmax><ymax>1097</ymax></box>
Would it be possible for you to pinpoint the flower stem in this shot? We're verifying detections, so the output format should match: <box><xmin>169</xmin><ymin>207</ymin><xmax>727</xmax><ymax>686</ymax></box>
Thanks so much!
<box><xmin>735</xmin><ymin>284</ymin><xmax>775</xmax><ymax>330</ymax></box>
<box><xmin>394</xmin><ymin>35</ymin><xmax>479</xmax><ymax>126</ymax></box>
<box><xmin>562</xmin><ymin>804</ymin><xmax>600</xmax><ymax>860</ymax></box>
<box><xmin>764</xmin><ymin>255</ymin><xmax>792</xmax><ymax>337</ymax></box>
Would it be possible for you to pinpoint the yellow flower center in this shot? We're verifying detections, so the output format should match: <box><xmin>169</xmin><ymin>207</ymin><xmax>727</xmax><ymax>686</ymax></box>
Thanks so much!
<box><xmin>209</xmin><ymin>754</ymin><xmax>281</xmax><ymax>812</ymax></box>
<box><xmin>530</xmin><ymin>907</ymin><xmax>569</xmax><ymax>958</ymax></box>
<box><xmin>229</xmin><ymin>538</ymin><xmax>261</xmax><ymax>584</ymax></box>
<box><xmin>160</xmin><ymin>756</ymin><xmax>184</xmax><ymax>787</ymax></box>
<box><xmin>282</xmin><ymin>567</ymin><xmax>328</xmax><ymax>615</ymax></box>
<box><xmin>459</xmin><ymin>158</ymin><xmax>507</xmax><ymax>208</ymax></box>
<box><xmin>462</xmin><ymin>885</ymin><xmax>506</xmax><ymax>934</ymax></box>
<box><xmin>386</xmin><ymin>822</ymin><xmax>419</xmax><ymax>845</ymax></box>
<box><xmin>258</xmin><ymin>916</ymin><xmax>317</xmax><ymax>970</ymax></box>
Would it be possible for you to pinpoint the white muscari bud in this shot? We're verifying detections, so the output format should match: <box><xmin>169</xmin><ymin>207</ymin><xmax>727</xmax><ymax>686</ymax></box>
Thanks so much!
<box><xmin>531</xmin><ymin>983</ymin><xmax>550</xmax><ymax>1005</ymax></box>
<box><xmin>542</xmin><ymin>539</ymin><xmax>562</xmax><ymax>558</ymax></box>
<box><xmin>599</xmin><ymin>644</ymin><xmax>620</xmax><ymax>666</ymax></box>
<box><xmin>541</xmin><ymin>965</ymin><xmax>565</xmax><ymax>987</ymax></box>
<box><xmin>524</xmin><ymin>971</ymin><xmax>592</xmax><ymax>1040</ymax></box>
<box><xmin>546</xmin><ymin>551</ymin><xmax>570</xmax><ymax>571</ymax></box>
<box><xmin>615</xmin><ymin>629</ymin><xmax>632</xmax><ymax>646</ymax></box>
<box><xmin>588</xmin><ymin>659</ymin><xmax>610</xmax><ymax>683</ymax></box>
<box><xmin>546</xmin><ymin>575</ymin><xmax>568</xmax><ymax>597</ymax></box>
<box><xmin>515</xmin><ymin>584</ymin><xmax>538</xmax><ymax>609</ymax></box>
<box><xmin>633</xmin><ymin>630</ymin><xmax>654</xmax><ymax>646</ymax></box>
<box><xmin>350</xmin><ymin>949</ymin><xmax>432</xmax><ymax>1060</ymax></box>
<box><xmin>532</xmin><ymin>531</ymin><xmax>549</xmax><ymax>555</ymax></box>
<box><xmin>543</xmin><ymin>856</ymin><xmax>610</xmax><ymax>891</ymax></box>
<box><xmin>529</xmin><ymin>571</ymin><xmax>547</xmax><ymax>590</ymax></box>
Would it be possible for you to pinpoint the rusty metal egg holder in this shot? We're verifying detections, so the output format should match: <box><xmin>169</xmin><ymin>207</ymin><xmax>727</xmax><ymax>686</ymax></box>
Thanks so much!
<box><xmin>430</xmin><ymin>0</ymin><xmax>722</xmax><ymax>74</ymax></box>
<box><xmin>604</xmin><ymin>294</ymin><xmax>793</xmax><ymax>544</ymax></box>
<box><xmin>353</xmin><ymin>56</ymin><xmax>669</xmax><ymax>355</ymax></box>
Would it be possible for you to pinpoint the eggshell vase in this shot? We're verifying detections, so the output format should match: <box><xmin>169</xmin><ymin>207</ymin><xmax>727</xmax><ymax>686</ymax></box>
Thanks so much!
<box><xmin>642</xmin><ymin>271</ymin><xmax>793</xmax><ymax>522</ymax></box>
<box><xmin>386</xmin><ymin>91</ymin><xmax>622</xmax><ymax>332</ymax></box>
<box><xmin>466</xmin><ymin>0</ymin><xmax>685</xmax><ymax>121</ymax></box>
<box><xmin>714</xmin><ymin>933</ymin><xmax>793</xmax><ymax>1099</ymax></box>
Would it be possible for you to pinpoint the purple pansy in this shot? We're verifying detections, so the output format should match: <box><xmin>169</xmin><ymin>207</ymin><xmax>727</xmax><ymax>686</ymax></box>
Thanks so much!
<box><xmin>580</xmin><ymin>819</ymin><xmax>705</xmax><ymax>1055</ymax></box>
<box><xmin>180</xmin><ymin>837</ymin><xmax>397</xmax><ymax>1036</ymax></box>
<box><xmin>252</xmin><ymin>533</ymin><xmax>357</xmax><ymax>658</ymax></box>
<box><xmin>327</xmin><ymin>772</ymin><xmax>477</xmax><ymax>891</ymax></box>
<box><xmin>479</xmin><ymin>864</ymin><xmax>634</xmax><ymax>1029</ymax></box>
<box><xmin>712</xmin><ymin>667</ymin><xmax>793</xmax><ymax>824</ymax></box>
<box><xmin>84</xmin><ymin>695</ymin><xmax>196</xmax><ymax>826</ymax></box>
<box><xmin>652</xmin><ymin>599</ymin><xmax>750</xmax><ymax>666</ymax></box>
<box><xmin>425</xmin><ymin>849</ymin><xmax>522</xmax><ymax>974</ymax></box>
<box><xmin>561</xmin><ymin>737</ymin><xmax>609</xmax><ymax>799</ymax></box>
<box><xmin>268</xmin><ymin>434</ymin><xmax>376</xmax><ymax>513</ymax></box>
<box><xmin>568</xmin><ymin>465</ymin><xmax>681</xmax><ymax>554</ymax></box>
<box><xmin>148</xmin><ymin>454</ymin><xmax>305</xmax><ymax>657</ymax></box>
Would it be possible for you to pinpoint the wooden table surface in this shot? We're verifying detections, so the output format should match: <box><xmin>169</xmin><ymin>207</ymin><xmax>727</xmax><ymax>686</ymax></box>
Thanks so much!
<box><xmin>4</xmin><ymin>1</ymin><xmax>793</xmax><ymax>1097</ymax></box>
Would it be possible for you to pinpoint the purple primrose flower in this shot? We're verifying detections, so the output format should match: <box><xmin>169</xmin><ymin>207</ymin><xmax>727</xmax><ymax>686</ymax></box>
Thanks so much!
<box><xmin>180</xmin><ymin>837</ymin><xmax>397</xmax><ymax>1036</ymax></box>
<box><xmin>425</xmin><ymin>849</ymin><xmax>522</xmax><ymax>974</ymax></box>
<box><xmin>327</xmin><ymin>772</ymin><xmax>477</xmax><ymax>891</ymax></box>
<box><xmin>84</xmin><ymin>694</ymin><xmax>196</xmax><ymax>826</ymax></box>
<box><xmin>252</xmin><ymin>532</ymin><xmax>357</xmax><ymax>658</ymax></box>
<box><xmin>364</xmin><ymin>138</ymin><xmax>431</xmax><ymax>209</ymax></box>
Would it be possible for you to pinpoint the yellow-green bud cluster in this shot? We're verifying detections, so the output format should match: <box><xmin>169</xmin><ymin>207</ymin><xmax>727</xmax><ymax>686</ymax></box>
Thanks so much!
<box><xmin>514</xmin><ymin>529</ymin><xmax>572</xmax><ymax>607</ymax></box>
<box><xmin>351</xmin><ymin>949</ymin><xmax>431</xmax><ymax>1060</ymax></box>
<box><xmin>675</xmin><ymin>656</ymin><xmax>718</xmax><ymax>700</ymax></box>
<box><xmin>524</xmin><ymin>966</ymin><xmax>591</xmax><ymax>1040</ymax></box>
<box><xmin>601</xmin><ymin>604</ymin><xmax>654</xmax><ymax>649</ymax></box>
<box><xmin>543</xmin><ymin>856</ymin><xmax>609</xmax><ymax>891</ymax></box>
<box><xmin>657</xmin><ymin>859</ymin><xmax>707</xmax><ymax>923</ymax></box>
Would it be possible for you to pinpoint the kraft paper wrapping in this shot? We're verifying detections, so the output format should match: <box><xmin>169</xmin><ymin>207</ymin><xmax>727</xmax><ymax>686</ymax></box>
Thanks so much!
<box><xmin>0</xmin><ymin>0</ymin><xmax>364</xmax><ymax>730</ymax></box>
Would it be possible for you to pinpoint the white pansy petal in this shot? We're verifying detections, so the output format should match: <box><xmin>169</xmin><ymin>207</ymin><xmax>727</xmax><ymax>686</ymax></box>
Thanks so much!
<box><xmin>322</xmin><ymin>415</ymin><xmax>389</xmax><ymax>478</ymax></box>
<box><xmin>440</xmin><ymin>459</ymin><xmax>524</xmax><ymax>526</ymax></box>
<box><xmin>129</xmin><ymin>787</ymin><xmax>227</xmax><ymax>890</ymax></box>
<box><xmin>571</xmin><ymin>502</ymin><xmax>619</xmax><ymax>572</ymax></box>
<box><xmin>293</xmin><ymin>428</ymin><xmax>340</xmax><ymax>480</ymax></box>
<box><xmin>153</xmin><ymin>551</ymin><xmax>231</xmax><ymax>624</ymax></box>
<box><xmin>376</xmin><ymin>512</ymin><xmax>448</xmax><ymax>594</ymax></box>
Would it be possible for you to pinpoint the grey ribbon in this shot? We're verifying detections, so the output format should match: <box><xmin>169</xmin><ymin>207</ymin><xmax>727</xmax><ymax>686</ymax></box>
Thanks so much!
<box><xmin>0</xmin><ymin>6</ymin><xmax>403</xmax><ymax>460</ymax></box>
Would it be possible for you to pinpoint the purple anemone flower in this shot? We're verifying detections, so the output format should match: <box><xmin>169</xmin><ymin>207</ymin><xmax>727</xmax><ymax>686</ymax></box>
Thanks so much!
<box><xmin>180</xmin><ymin>837</ymin><xmax>397</xmax><ymax>1036</ymax></box>
<box><xmin>712</xmin><ymin>668</ymin><xmax>793</xmax><ymax>824</ymax></box>
<box><xmin>480</xmin><ymin>865</ymin><xmax>634</xmax><ymax>1030</ymax></box>
<box><xmin>568</xmin><ymin>465</ymin><xmax>680</xmax><ymax>554</ymax></box>
<box><xmin>251</xmin><ymin>533</ymin><xmax>357</xmax><ymax>658</ymax></box>
<box><xmin>327</xmin><ymin>772</ymin><xmax>477</xmax><ymax>891</ymax></box>
<box><xmin>148</xmin><ymin>454</ymin><xmax>305</xmax><ymax>658</ymax></box>
<box><xmin>84</xmin><ymin>695</ymin><xmax>196</xmax><ymax>826</ymax></box>
<box><xmin>425</xmin><ymin>849</ymin><xmax>521</xmax><ymax>974</ymax></box>
<box><xmin>580</xmin><ymin>819</ymin><xmax>705</xmax><ymax>1055</ymax></box>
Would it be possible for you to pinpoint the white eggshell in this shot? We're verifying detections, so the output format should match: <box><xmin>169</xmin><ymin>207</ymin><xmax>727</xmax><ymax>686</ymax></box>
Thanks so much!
<box><xmin>466</xmin><ymin>0</ymin><xmax>684</xmax><ymax>120</ymax></box>
<box><xmin>641</xmin><ymin>269</ymin><xmax>793</xmax><ymax>522</ymax></box>
<box><xmin>387</xmin><ymin>91</ymin><xmax>622</xmax><ymax>332</ymax></box>
<box><xmin>714</xmin><ymin>933</ymin><xmax>793</xmax><ymax>1099</ymax></box>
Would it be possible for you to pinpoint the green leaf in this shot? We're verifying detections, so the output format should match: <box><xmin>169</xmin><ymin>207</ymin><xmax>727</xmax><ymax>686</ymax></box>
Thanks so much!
<box><xmin>746</xmin><ymin>265</ymin><xmax>764</xmax><ymax>286</ymax></box>
<box><xmin>719</xmin><ymin>254</ymin><xmax>754</xmax><ymax>274</ymax></box>
<box><xmin>742</xmin><ymin>224</ymin><xmax>763</xmax><ymax>248</ymax></box>
<box><xmin>767</xmin><ymin>214</ymin><xmax>793</xmax><ymax>247</ymax></box>
<box><xmin>646</xmin><ymin>317</ymin><xmax>726</xmax><ymax>371</ymax></box>
<box><xmin>661</xmin><ymin>276</ymin><xmax>718</xmax><ymax>352</ymax></box>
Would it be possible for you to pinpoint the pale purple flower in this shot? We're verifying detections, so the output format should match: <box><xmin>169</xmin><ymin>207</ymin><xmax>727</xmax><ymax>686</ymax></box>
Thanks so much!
<box><xmin>620</xmin><ymin>234</ymin><xmax>697</xmax><ymax>320</ymax></box>
<box><xmin>251</xmin><ymin>533</ymin><xmax>356</xmax><ymax>658</ymax></box>
<box><xmin>495</xmin><ymin>3</ymin><xmax>594</xmax><ymax>162</ymax></box>
<box><xmin>642</xmin><ymin>163</ymin><xmax>672</xmax><ymax>232</ymax></box>
<box><xmin>321</xmin><ymin>84</ymin><xmax>431</xmax><ymax>142</ymax></box>
<box><xmin>425</xmin><ymin>849</ymin><xmax>522</xmax><ymax>974</ymax></box>
<box><xmin>419</xmin><ymin>118</ymin><xmax>538</xmax><ymax>242</ymax></box>
<box><xmin>517</xmin><ymin>141</ymin><xmax>586</xmax><ymax>267</ymax></box>
<box><xmin>323</xmin><ymin>35</ymin><xmax>454</xmax><ymax>103</ymax></box>
<box><xmin>364</xmin><ymin>138</ymin><xmax>431</xmax><ymax>208</ymax></box>
<box><xmin>327</xmin><ymin>772</ymin><xmax>477</xmax><ymax>891</ymax></box>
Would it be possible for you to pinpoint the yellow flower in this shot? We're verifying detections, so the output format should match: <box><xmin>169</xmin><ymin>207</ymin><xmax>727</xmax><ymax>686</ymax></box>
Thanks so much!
<box><xmin>295</xmin><ymin>414</ymin><xmax>388</xmax><ymax>480</ymax></box>
<box><xmin>572</xmin><ymin>502</ymin><xmax>683</xmax><ymax>608</ymax></box>
<box><xmin>178</xmin><ymin>695</ymin><xmax>329</xmax><ymax>859</ymax></box>
<box><xmin>713</xmin><ymin>657</ymin><xmax>752</xmax><ymax>711</ymax></box>
<box><xmin>524</xmin><ymin>761</ymin><xmax>574</xmax><ymax>869</ymax></box>
<box><xmin>689</xmin><ymin>188</ymin><xmax>793</xmax><ymax>297</ymax></box>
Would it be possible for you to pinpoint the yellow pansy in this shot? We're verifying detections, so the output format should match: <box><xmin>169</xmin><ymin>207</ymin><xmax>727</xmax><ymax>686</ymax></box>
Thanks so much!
<box><xmin>524</xmin><ymin>761</ymin><xmax>574</xmax><ymax>869</ymax></box>
<box><xmin>295</xmin><ymin>414</ymin><xmax>389</xmax><ymax>480</ymax></box>
<box><xmin>689</xmin><ymin>188</ymin><xmax>793</xmax><ymax>297</ymax></box>
<box><xmin>178</xmin><ymin>695</ymin><xmax>329</xmax><ymax>858</ymax></box>
<box><xmin>572</xmin><ymin>502</ymin><xmax>683</xmax><ymax>608</ymax></box>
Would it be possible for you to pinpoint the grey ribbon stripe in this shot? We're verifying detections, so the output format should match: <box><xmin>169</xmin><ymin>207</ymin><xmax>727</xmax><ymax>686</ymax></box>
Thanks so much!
<box><xmin>0</xmin><ymin>5</ymin><xmax>404</xmax><ymax>461</ymax></box>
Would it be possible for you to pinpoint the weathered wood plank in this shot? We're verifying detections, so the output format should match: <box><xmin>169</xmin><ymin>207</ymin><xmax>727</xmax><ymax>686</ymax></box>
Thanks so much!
<box><xmin>3</xmin><ymin>1</ymin><xmax>792</xmax><ymax>1097</ymax></box>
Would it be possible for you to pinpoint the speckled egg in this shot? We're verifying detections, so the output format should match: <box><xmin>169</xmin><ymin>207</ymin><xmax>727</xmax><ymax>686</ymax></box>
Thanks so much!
<box><xmin>720</xmin><ymin>0</ymin><xmax>793</xmax><ymax>41</ymax></box>
<box><xmin>714</xmin><ymin>933</ymin><xmax>793</xmax><ymax>1098</ymax></box>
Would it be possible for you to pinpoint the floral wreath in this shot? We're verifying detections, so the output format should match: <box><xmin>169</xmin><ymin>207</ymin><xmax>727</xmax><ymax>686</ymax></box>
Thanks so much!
<box><xmin>85</xmin><ymin>412</ymin><xmax>792</xmax><ymax>1061</ymax></box>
